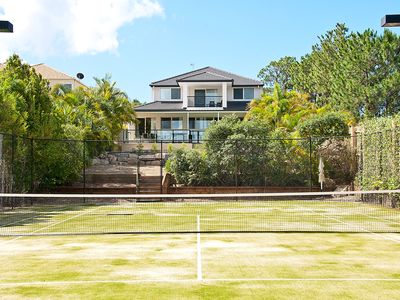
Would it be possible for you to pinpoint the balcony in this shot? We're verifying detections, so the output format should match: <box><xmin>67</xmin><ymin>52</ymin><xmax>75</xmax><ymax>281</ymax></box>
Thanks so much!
<box><xmin>121</xmin><ymin>129</ymin><xmax>206</xmax><ymax>143</ymax></box>
<box><xmin>187</xmin><ymin>96</ymin><xmax>223</xmax><ymax>108</ymax></box>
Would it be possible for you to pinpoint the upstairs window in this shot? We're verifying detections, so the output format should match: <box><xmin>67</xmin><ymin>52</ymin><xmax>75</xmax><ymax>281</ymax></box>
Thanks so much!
<box><xmin>171</xmin><ymin>88</ymin><xmax>181</xmax><ymax>99</ymax></box>
<box><xmin>233</xmin><ymin>87</ymin><xmax>254</xmax><ymax>100</ymax></box>
<box><xmin>160</xmin><ymin>88</ymin><xmax>181</xmax><ymax>100</ymax></box>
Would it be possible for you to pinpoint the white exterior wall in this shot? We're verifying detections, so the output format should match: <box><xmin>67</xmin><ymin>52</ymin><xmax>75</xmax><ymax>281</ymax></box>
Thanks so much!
<box><xmin>226</xmin><ymin>86</ymin><xmax>263</xmax><ymax>101</ymax></box>
<box><xmin>152</xmin><ymin>84</ymin><xmax>263</xmax><ymax>103</ymax></box>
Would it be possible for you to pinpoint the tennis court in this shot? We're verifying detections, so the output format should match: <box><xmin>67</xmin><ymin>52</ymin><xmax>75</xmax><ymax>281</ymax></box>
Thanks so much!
<box><xmin>1</xmin><ymin>192</ymin><xmax>400</xmax><ymax>299</ymax></box>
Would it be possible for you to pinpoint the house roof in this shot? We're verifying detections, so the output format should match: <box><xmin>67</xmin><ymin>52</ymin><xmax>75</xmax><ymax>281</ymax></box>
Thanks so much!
<box><xmin>178</xmin><ymin>71</ymin><xmax>232</xmax><ymax>82</ymax></box>
<box><xmin>1</xmin><ymin>62</ymin><xmax>86</xmax><ymax>87</ymax></box>
<box><xmin>135</xmin><ymin>101</ymin><xmax>185</xmax><ymax>112</ymax></box>
<box><xmin>31</xmin><ymin>64</ymin><xmax>81</xmax><ymax>82</ymax></box>
<box><xmin>135</xmin><ymin>101</ymin><xmax>250</xmax><ymax>112</ymax></box>
<box><xmin>150</xmin><ymin>66</ymin><xmax>263</xmax><ymax>87</ymax></box>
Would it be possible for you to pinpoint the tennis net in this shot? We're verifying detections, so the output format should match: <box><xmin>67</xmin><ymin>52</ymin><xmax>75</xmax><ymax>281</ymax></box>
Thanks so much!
<box><xmin>0</xmin><ymin>190</ymin><xmax>399</xmax><ymax>236</ymax></box>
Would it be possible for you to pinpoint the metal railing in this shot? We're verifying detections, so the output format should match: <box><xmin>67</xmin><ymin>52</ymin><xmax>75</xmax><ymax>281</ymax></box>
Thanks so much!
<box><xmin>121</xmin><ymin>129</ymin><xmax>206</xmax><ymax>143</ymax></box>
<box><xmin>187</xmin><ymin>96</ymin><xmax>223</xmax><ymax>107</ymax></box>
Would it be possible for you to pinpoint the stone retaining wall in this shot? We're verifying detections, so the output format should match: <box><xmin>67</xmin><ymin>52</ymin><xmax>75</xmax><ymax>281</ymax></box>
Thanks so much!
<box><xmin>91</xmin><ymin>152</ymin><xmax>167</xmax><ymax>166</ymax></box>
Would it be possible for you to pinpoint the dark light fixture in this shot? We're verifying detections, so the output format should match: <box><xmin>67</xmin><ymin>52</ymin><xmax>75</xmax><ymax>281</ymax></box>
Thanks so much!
<box><xmin>77</xmin><ymin>73</ymin><xmax>84</xmax><ymax>80</ymax></box>
<box><xmin>381</xmin><ymin>14</ymin><xmax>400</xmax><ymax>27</ymax></box>
<box><xmin>0</xmin><ymin>20</ymin><xmax>13</xmax><ymax>33</ymax></box>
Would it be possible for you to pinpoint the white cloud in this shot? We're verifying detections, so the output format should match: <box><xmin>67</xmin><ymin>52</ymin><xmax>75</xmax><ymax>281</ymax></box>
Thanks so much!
<box><xmin>0</xmin><ymin>0</ymin><xmax>163</xmax><ymax>60</ymax></box>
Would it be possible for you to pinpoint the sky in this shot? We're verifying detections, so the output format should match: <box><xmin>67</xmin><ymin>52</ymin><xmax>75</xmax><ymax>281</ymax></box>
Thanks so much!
<box><xmin>0</xmin><ymin>0</ymin><xmax>399</xmax><ymax>102</ymax></box>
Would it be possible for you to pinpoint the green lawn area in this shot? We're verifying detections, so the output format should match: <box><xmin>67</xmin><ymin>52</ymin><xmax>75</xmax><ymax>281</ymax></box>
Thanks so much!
<box><xmin>1</xmin><ymin>233</ymin><xmax>400</xmax><ymax>299</ymax></box>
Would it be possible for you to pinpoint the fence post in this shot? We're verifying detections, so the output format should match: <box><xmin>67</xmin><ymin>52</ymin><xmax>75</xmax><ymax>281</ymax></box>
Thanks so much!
<box><xmin>309</xmin><ymin>136</ymin><xmax>313</xmax><ymax>191</ymax></box>
<box><xmin>160</xmin><ymin>141</ymin><xmax>163</xmax><ymax>194</ymax></box>
<box><xmin>137</xmin><ymin>144</ymin><xmax>141</xmax><ymax>194</ymax></box>
<box><xmin>11</xmin><ymin>134</ymin><xmax>15</xmax><ymax>190</ymax></box>
<box><xmin>234</xmin><ymin>139</ymin><xmax>238</xmax><ymax>192</ymax></box>
<box><xmin>30</xmin><ymin>138</ymin><xmax>34</xmax><ymax>195</ymax></box>
<box><xmin>83</xmin><ymin>140</ymin><xmax>86</xmax><ymax>199</ymax></box>
<box><xmin>11</xmin><ymin>134</ymin><xmax>15</xmax><ymax>208</ymax></box>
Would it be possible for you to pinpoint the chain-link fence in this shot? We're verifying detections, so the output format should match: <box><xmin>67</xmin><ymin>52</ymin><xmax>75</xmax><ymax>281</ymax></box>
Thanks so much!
<box><xmin>0</xmin><ymin>132</ymin><xmax>364</xmax><ymax>200</ymax></box>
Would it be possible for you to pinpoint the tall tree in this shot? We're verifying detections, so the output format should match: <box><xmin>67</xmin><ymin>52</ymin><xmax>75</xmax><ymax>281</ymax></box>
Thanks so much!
<box><xmin>0</xmin><ymin>54</ymin><xmax>52</xmax><ymax>137</ymax></box>
<box><xmin>258</xmin><ymin>56</ymin><xmax>297</xmax><ymax>92</ymax></box>
<box><xmin>291</xmin><ymin>24</ymin><xmax>400</xmax><ymax>119</ymax></box>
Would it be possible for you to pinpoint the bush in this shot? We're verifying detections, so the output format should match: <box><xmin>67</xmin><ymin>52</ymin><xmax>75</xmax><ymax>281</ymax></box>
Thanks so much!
<box><xmin>167</xmin><ymin>116</ymin><xmax>312</xmax><ymax>187</ymax></box>
<box><xmin>297</xmin><ymin>112</ymin><xmax>349</xmax><ymax>146</ymax></box>
<box><xmin>166</xmin><ymin>147</ymin><xmax>214</xmax><ymax>186</ymax></box>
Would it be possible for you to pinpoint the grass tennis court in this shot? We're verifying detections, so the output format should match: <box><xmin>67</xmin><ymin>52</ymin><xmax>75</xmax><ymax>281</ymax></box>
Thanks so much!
<box><xmin>1</xmin><ymin>195</ymin><xmax>400</xmax><ymax>299</ymax></box>
<box><xmin>1</xmin><ymin>233</ymin><xmax>400</xmax><ymax>299</ymax></box>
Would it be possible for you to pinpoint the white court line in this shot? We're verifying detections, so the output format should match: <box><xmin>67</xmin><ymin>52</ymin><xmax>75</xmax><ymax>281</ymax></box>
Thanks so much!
<box><xmin>197</xmin><ymin>214</ymin><xmax>202</xmax><ymax>281</ymax></box>
<box><xmin>0</xmin><ymin>206</ymin><xmax>101</xmax><ymax>245</ymax></box>
<box><xmin>1</xmin><ymin>278</ymin><xmax>400</xmax><ymax>287</ymax></box>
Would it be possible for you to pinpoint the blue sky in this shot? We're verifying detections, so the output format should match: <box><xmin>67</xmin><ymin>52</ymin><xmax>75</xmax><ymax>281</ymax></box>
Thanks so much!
<box><xmin>0</xmin><ymin>0</ymin><xmax>399</xmax><ymax>102</ymax></box>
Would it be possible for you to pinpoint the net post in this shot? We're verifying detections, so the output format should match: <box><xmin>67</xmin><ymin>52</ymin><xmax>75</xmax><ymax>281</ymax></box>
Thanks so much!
<box><xmin>309</xmin><ymin>136</ymin><xmax>313</xmax><ymax>191</ymax></box>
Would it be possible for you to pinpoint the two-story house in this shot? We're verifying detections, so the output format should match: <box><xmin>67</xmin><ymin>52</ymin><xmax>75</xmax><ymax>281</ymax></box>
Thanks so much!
<box><xmin>131</xmin><ymin>66</ymin><xmax>263</xmax><ymax>142</ymax></box>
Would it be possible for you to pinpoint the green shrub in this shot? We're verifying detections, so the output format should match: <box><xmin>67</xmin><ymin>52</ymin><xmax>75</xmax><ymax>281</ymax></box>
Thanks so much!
<box><xmin>297</xmin><ymin>112</ymin><xmax>349</xmax><ymax>146</ymax></box>
<box><xmin>166</xmin><ymin>147</ymin><xmax>214</xmax><ymax>186</ymax></box>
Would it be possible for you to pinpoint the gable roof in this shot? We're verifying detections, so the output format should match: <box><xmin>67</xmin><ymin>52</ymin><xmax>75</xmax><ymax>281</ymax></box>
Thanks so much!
<box><xmin>1</xmin><ymin>62</ymin><xmax>86</xmax><ymax>87</ymax></box>
<box><xmin>135</xmin><ymin>101</ymin><xmax>184</xmax><ymax>112</ymax></box>
<box><xmin>150</xmin><ymin>66</ymin><xmax>262</xmax><ymax>87</ymax></box>
<box><xmin>31</xmin><ymin>63</ymin><xmax>77</xmax><ymax>81</ymax></box>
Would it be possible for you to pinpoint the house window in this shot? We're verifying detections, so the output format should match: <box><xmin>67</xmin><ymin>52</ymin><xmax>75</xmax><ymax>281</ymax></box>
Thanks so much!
<box><xmin>244</xmin><ymin>88</ymin><xmax>254</xmax><ymax>99</ymax></box>
<box><xmin>62</xmin><ymin>83</ymin><xmax>72</xmax><ymax>91</ymax></box>
<box><xmin>233</xmin><ymin>87</ymin><xmax>254</xmax><ymax>100</ymax></box>
<box><xmin>189</xmin><ymin>117</ymin><xmax>216</xmax><ymax>130</ymax></box>
<box><xmin>161</xmin><ymin>117</ymin><xmax>183</xmax><ymax>129</ymax></box>
<box><xmin>171</xmin><ymin>88</ymin><xmax>181</xmax><ymax>99</ymax></box>
<box><xmin>136</xmin><ymin>118</ymin><xmax>153</xmax><ymax>137</ymax></box>
<box><xmin>233</xmin><ymin>88</ymin><xmax>243</xmax><ymax>100</ymax></box>
<box><xmin>160</xmin><ymin>88</ymin><xmax>181</xmax><ymax>100</ymax></box>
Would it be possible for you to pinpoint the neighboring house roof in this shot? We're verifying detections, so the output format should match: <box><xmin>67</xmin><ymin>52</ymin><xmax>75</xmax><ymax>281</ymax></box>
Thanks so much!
<box><xmin>0</xmin><ymin>62</ymin><xmax>86</xmax><ymax>88</ymax></box>
<box><xmin>150</xmin><ymin>66</ymin><xmax>263</xmax><ymax>87</ymax></box>
<box><xmin>31</xmin><ymin>63</ymin><xmax>87</xmax><ymax>87</ymax></box>
<box><xmin>135</xmin><ymin>101</ymin><xmax>250</xmax><ymax>112</ymax></box>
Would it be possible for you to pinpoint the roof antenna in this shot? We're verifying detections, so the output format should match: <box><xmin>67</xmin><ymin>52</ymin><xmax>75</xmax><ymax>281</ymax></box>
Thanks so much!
<box><xmin>190</xmin><ymin>63</ymin><xmax>195</xmax><ymax>70</ymax></box>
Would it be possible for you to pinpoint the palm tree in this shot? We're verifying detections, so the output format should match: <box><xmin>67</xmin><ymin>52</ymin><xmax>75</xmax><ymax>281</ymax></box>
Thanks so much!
<box><xmin>246</xmin><ymin>83</ymin><xmax>319</xmax><ymax>133</ymax></box>
<box><xmin>90</xmin><ymin>74</ymin><xmax>136</xmax><ymax>140</ymax></box>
